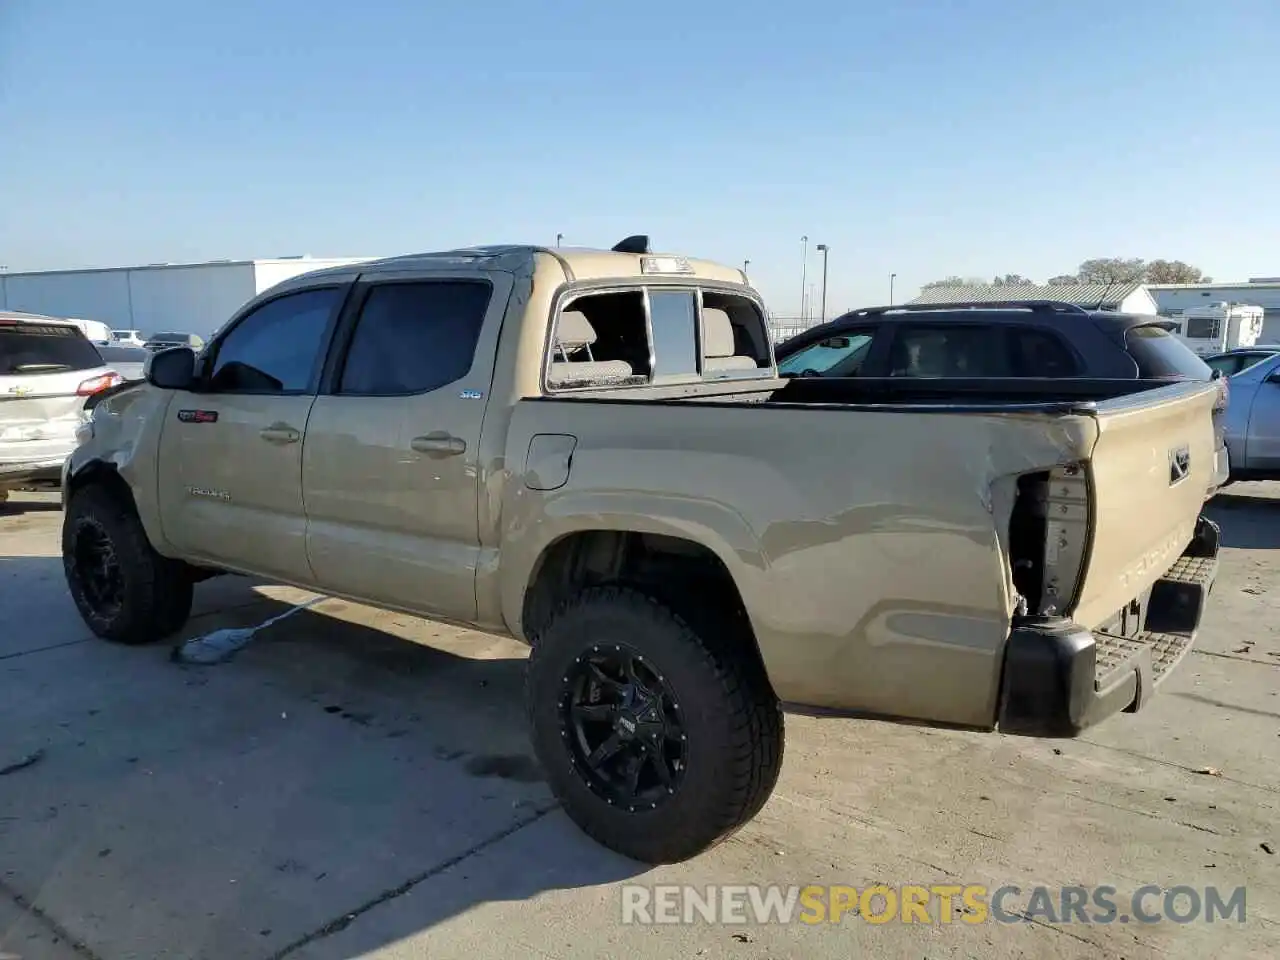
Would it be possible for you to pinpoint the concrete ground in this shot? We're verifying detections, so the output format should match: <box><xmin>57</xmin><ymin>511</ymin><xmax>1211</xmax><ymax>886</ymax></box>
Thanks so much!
<box><xmin>1</xmin><ymin>488</ymin><xmax>1277</xmax><ymax>960</ymax></box>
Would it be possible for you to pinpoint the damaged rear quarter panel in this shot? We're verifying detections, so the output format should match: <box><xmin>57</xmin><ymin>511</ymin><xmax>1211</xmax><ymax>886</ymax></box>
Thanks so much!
<box><xmin>501</xmin><ymin>399</ymin><xmax>1097</xmax><ymax>728</ymax></box>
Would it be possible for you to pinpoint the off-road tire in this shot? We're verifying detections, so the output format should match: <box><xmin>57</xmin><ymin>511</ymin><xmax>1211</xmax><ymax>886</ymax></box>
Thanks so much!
<box><xmin>62</xmin><ymin>484</ymin><xmax>193</xmax><ymax>644</ymax></box>
<box><xmin>526</xmin><ymin>585</ymin><xmax>784</xmax><ymax>863</ymax></box>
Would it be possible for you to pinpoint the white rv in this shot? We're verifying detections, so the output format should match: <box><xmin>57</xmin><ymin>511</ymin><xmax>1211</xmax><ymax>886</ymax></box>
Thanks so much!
<box><xmin>1172</xmin><ymin>302</ymin><xmax>1265</xmax><ymax>356</ymax></box>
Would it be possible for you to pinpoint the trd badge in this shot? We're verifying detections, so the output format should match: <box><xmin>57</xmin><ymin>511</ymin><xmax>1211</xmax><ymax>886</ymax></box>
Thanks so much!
<box><xmin>177</xmin><ymin>409</ymin><xmax>219</xmax><ymax>424</ymax></box>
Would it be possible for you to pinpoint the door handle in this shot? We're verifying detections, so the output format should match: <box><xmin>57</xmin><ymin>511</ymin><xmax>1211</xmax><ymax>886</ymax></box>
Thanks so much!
<box><xmin>411</xmin><ymin>432</ymin><xmax>466</xmax><ymax>458</ymax></box>
<box><xmin>259</xmin><ymin>423</ymin><xmax>301</xmax><ymax>445</ymax></box>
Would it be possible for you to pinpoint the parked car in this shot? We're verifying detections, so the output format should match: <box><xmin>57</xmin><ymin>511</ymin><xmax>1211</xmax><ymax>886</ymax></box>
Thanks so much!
<box><xmin>1203</xmin><ymin>346</ymin><xmax>1280</xmax><ymax>378</ymax></box>
<box><xmin>776</xmin><ymin>301</ymin><xmax>1231</xmax><ymax>493</ymax></box>
<box><xmin>144</xmin><ymin>332</ymin><xmax>204</xmax><ymax>352</ymax></box>
<box><xmin>96</xmin><ymin>344</ymin><xmax>150</xmax><ymax>382</ymax></box>
<box><xmin>64</xmin><ymin>240</ymin><xmax>1220</xmax><ymax>863</ymax></box>
<box><xmin>1209</xmin><ymin>349</ymin><xmax>1280</xmax><ymax>482</ymax></box>
<box><xmin>111</xmin><ymin>329</ymin><xmax>148</xmax><ymax>348</ymax></box>
<box><xmin>1</xmin><ymin>312</ymin><xmax>121</xmax><ymax>497</ymax></box>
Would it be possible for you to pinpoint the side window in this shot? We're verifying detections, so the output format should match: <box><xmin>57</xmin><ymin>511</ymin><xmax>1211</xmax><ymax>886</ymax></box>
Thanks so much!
<box><xmin>700</xmin><ymin>291</ymin><xmax>769</xmax><ymax>374</ymax></box>
<box><xmin>338</xmin><ymin>281</ymin><xmax>492</xmax><ymax>395</ymax></box>
<box><xmin>208</xmin><ymin>287</ymin><xmax>342</xmax><ymax>393</ymax></box>
<box><xmin>778</xmin><ymin>329</ymin><xmax>875</xmax><ymax>377</ymax></box>
<box><xmin>548</xmin><ymin>290</ymin><xmax>650</xmax><ymax>388</ymax></box>
<box><xmin>649</xmin><ymin>290</ymin><xmax>699</xmax><ymax>378</ymax></box>
<box><xmin>888</xmin><ymin>325</ymin><xmax>1008</xmax><ymax>377</ymax></box>
<box><xmin>1009</xmin><ymin>328</ymin><xmax>1080</xmax><ymax>377</ymax></box>
<box><xmin>1205</xmin><ymin>355</ymin><xmax>1242</xmax><ymax>377</ymax></box>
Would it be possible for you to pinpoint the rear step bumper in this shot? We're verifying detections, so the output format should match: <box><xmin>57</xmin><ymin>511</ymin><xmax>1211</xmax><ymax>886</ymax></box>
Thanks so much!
<box><xmin>997</xmin><ymin>515</ymin><xmax>1220</xmax><ymax>738</ymax></box>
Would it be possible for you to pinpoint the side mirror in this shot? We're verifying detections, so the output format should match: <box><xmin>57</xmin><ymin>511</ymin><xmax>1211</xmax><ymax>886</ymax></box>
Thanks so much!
<box><xmin>1266</xmin><ymin>370</ymin><xmax>1280</xmax><ymax>384</ymax></box>
<box><xmin>144</xmin><ymin>347</ymin><xmax>196</xmax><ymax>390</ymax></box>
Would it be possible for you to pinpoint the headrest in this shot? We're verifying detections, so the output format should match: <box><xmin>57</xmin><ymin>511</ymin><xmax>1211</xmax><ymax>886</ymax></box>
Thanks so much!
<box><xmin>555</xmin><ymin>310</ymin><xmax>596</xmax><ymax>347</ymax></box>
<box><xmin>702</xmin><ymin>308</ymin><xmax>736</xmax><ymax>358</ymax></box>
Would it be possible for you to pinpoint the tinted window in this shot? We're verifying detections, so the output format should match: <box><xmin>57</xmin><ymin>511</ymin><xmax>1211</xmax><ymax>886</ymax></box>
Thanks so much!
<box><xmin>888</xmin><ymin>325</ymin><xmax>1007</xmax><ymax>377</ymax></box>
<box><xmin>208</xmin><ymin>288</ymin><xmax>341</xmax><ymax>393</ymax></box>
<box><xmin>1124</xmin><ymin>324</ymin><xmax>1212</xmax><ymax>379</ymax></box>
<box><xmin>339</xmin><ymin>281</ymin><xmax>491</xmax><ymax>395</ymax></box>
<box><xmin>1009</xmin><ymin>328</ymin><xmax>1079</xmax><ymax>377</ymax></box>
<box><xmin>0</xmin><ymin>323</ymin><xmax>104</xmax><ymax>375</ymax></box>
<box><xmin>1205</xmin><ymin>355</ymin><xmax>1243</xmax><ymax>377</ymax></box>
<box><xmin>778</xmin><ymin>331</ymin><xmax>874</xmax><ymax>377</ymax></box>
<box><xmin>648</xmin><ymin>291</ymin><xmax>699</xmax><ymax>377</ymax></box>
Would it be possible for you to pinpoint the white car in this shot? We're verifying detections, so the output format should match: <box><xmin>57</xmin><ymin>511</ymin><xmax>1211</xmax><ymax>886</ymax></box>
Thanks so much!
<box><xmin>111</xmin><ymin>329</ymin><xmax>147</xmax><ymax>347</ymax></box>
<box><xmin>1</xmin><ymin>312</ymin><xmax>122</xmax><ymax>496</ymax></box>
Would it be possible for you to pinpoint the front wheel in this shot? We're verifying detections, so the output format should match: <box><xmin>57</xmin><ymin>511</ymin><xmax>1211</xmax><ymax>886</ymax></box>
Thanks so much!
<box><xmin>526</xmin><ymin>586</ymin><xmax>783</xmax><ymax>863</ymax></box>
<box><xmin>62</xmin><ymin>485</ymin><xmax>193</xmax><ymax>644</ymax></box>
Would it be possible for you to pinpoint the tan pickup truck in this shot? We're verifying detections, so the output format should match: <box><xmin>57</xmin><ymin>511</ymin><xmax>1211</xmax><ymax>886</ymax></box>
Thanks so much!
<box><xmin>62</xmin><ymin>237</ymin><xmax>1221</xmax><ymax>863</ymax></box>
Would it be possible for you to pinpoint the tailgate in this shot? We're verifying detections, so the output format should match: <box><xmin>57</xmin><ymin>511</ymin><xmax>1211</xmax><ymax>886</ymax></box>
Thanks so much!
<box><xmin>1071</xmin><ymin>380</ymin><xmax>1218</xmax><ymax>629</ymax></box>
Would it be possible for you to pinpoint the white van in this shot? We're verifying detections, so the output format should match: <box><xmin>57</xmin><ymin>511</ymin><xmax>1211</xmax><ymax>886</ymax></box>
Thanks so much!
<box><xmin>62</xmin><ymin>317</ymin><xmax>113</xmax><ymax>344</ymax></box>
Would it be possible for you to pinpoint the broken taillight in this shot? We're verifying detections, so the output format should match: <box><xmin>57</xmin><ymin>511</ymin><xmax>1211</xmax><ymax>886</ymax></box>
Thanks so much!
<box><xmin>76</xmin><ymin>372</ymin><xmax>123</xmax><ymax>396</ymax></box>
<box><xmin>1213</xmin><ymin>375</ymin><xmax>1229</xmax><ymax>413</ymax></box>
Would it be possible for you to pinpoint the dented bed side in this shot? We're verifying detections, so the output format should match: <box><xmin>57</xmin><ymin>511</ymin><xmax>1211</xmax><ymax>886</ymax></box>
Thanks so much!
<box><xmin>500</xmin><ymin>398</ymin><xmax>1103</xmax><ymax>728</ymax></box>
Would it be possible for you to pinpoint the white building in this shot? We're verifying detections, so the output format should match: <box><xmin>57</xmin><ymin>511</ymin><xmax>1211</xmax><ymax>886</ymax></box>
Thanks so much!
<box><xmin>0</xmin><ymin>257</ymin><xmax>371</xmax><ymax>337</ymax></box>
<box><xmin>1147</xmin><ymin>280</ymin><xmax>1280</xmax><ymax>342</ymax></box>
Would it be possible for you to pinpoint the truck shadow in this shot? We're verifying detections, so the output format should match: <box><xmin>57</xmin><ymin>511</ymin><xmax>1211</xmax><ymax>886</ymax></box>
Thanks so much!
<box><xmin>0</xmin><ymin>564</ymin><xmax>645</xmax><ymax>959</ymax></box>
<box><xmin>1206</xmin><ymin>488</ymin><xmax>1280</xmax><ymax>549</ymax></box>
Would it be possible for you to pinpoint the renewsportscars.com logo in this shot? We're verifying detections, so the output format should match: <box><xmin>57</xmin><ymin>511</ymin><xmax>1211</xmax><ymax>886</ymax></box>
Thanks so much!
<box><xmin>621</xmin><ymin>884</ymin><xmax>1248</xmax><ymax>926</ymax></box>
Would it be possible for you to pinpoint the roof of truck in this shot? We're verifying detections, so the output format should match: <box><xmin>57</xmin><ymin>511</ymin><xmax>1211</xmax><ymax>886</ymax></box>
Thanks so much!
<box><xmin>293</xmin><ymin>242</ymin><xmax>748</xmax><ymax>286</ymax></box>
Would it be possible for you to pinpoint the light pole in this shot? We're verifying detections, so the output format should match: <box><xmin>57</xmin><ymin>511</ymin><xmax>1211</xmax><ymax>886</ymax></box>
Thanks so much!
<box><xmin>799</xmin><ymin>236</ymin><xmax>809</xmax><ymax>321</ymax></box>
<box><xmin>556</xmin><ymin>233</ymin><xmax>564</xmax><ymax>247</ymax></box>
<box><xmin>816</xmin><ymin>243</ymin><xmax>829</xmax><ymax>323</ymax></box>
<box><xmin>889</xmin><ymin>272</ymin><xmax>897</xmax><ymax>306</ymax></box>
<box><xmin>743</xmin><ymin>259</ymin><xmax>750</xmax><ymax>275</ymax></box>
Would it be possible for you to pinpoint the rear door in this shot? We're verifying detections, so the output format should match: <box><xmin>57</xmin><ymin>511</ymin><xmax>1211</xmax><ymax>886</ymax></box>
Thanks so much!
<box><xmin>301</xmin><ymin>271</ymin><xmax>512</xmax><ymax>620</ymax></box>
<box><xmin>1070</xmin><ymin>380</ymin><xmax>1220</xmax><ymax>629</ymax></box>
<box><xmin>155</xmin><ymin>284</ymin><xmax>350</xmax><ymax>583</ymax></box>
<box><xmin>882</xmin><ymin>322</ymin><xmax>1010</xmax><ymax>377</ymax></box>
<box><xmin>1</xmin><ymin>320</ymin><xmax>114</xmax><ymax>475</ymax></box>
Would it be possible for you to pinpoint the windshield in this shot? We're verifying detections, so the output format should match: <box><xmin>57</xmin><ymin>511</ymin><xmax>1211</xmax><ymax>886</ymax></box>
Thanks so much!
<box><xmin>778</xmin><ymin>333</ymin><xmax>874</xmax><ymax>376</ymax></box>
<box><xmin>1124</xmin><ymin>324</ymin><xmax>1212</xmax><ymax>379</ymax></box>
<box><xmin>0</xmin><ymin>322</ymin><xmax>105</xmax><ymax>375</ymax></box>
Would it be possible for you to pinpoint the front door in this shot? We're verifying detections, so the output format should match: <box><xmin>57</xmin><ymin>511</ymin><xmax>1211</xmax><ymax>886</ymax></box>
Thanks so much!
<box><xmin>302</xmin><ymin>272</ymin><xmax>511</xmax><ymax>621</ymax></box>
<box><xmin>156</xmin><ymin>284</ymin><xmax>350</xmax><ymax>584</ymax></box>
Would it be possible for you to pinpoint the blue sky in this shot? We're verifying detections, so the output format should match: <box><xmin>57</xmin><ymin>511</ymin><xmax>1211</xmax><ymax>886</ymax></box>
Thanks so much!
<box><xmin>2</xmin><ymin>0</ymin><xmax>1277</xmax><ymax>316</ymax></box>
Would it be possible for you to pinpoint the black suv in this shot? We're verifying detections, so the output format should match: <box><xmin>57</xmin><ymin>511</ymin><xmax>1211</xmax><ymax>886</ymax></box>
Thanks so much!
<box><xmin>775</xmin><ymin>300</ymin><xmax>1229</xmax><ymax>491</ymax></box>
<box><xmin>776</xmin><ymin>300</ymin><xmax>1214</xmax><ymax>382</ymax></box>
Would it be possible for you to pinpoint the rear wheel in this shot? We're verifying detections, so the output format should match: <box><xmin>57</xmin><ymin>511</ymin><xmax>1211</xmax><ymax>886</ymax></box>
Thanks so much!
<box><xmin>62</xmin><ymin>485</ymin><xmax>193</xmax><ymax>644</ymax></box>
<box><xmin>526</xmin><ymin>586</ymin><xmax>783</xmax><ymax>863</ymax></box>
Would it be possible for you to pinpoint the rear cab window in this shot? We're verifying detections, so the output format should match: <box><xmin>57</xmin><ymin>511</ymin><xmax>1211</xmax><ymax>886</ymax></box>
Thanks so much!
<box><xmin>0</xmin><ymin>320</ymin><xmax>105</xmax><ymax>375</ymax></box>
<box><xmin>1124</xmin><ymin>323</ymin><xmax>1212</xmax><ymax>379</ymax></box>
<box><xmin>545</xmin><ymin>284</ymin><xmax>770</xmax><ymax>391</ymax></box>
